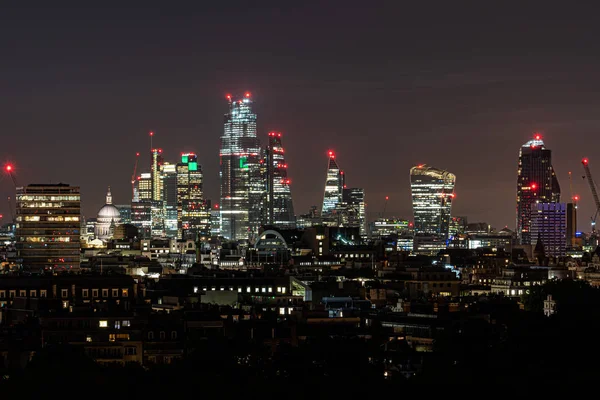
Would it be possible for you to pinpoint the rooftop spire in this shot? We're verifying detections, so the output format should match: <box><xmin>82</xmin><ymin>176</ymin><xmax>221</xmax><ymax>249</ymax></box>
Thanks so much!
<box><xmin>106</xmin><ymin>186</ymin><xmax>112</xmax><ymax>205</ymax></box>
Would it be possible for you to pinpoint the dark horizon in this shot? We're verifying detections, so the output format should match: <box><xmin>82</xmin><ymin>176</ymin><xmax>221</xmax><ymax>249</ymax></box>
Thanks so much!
<box><xmin>2</xmin><ymin>2</ymin><xmax>600</xmax><ymax>231</ymax></box>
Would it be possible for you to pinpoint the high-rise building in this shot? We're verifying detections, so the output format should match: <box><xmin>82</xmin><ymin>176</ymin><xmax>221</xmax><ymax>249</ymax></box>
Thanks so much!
<box><xmin>220</xmin><ymin>93</ymin><xmax>261</xmax><ymax>241</ymax></box>
<box><xmin>566</xmin><ymin>202</ymin><xmax>577</xmax><ymax>248</ymax></box>
<box><xmin>15</xmin><ymin>183</ymin><xmax>81</xmax><ymax>271</ymax></box>
<box><xmin>321</xmin><ymin>151</ymin><xmax>344</xmax><ymax>220</ymax></box>
<box><xmin>410</xmin><ymin>164</ymin><xmax>456</xmax><ymax>249</ymax></box>
<box><xmin>264</xmin><ymin>132</ymin><xmax>295</xmax><ymax>229</ymax></box>
<box><xmin>151</xmin><ymin>148</ymin><xmax>164</xmax><ymax>202</ymax></box>
<box><xmin>516</xmin><ymin>133</ymin><xmax>560</xmax><ymax>245</ymax></box>
<box><xmin>131</xmin><ymin>201</ymin><xmax>152</xmax><ymax>239</ymax></box>
<box><xmin>341</xmin><ymin>187</ymin><xmax>366</xmax><ymax>236</ymax></box>
<box><xmin>177</xmin><ymin>153</ymin><xmax>210</xmax><ymax>241</ymax></box>
<box><xmin>136</xmin><ymin>172</ymin><xmax>152</xmax><ymax>201</ymax></box>
<box><xmin>161</xmin><ymin>162</ymin><xmax>178</xmax><ymax>238</ymax></box>
<box><xmin>115</xmin><ymin>204</ymin><xmax>132</xmax><ymax>224</ymax></box>
<box><xmin>530</xmin><ymin>202</ymin><xmax>567</xmax><ymax>257</ymax></box>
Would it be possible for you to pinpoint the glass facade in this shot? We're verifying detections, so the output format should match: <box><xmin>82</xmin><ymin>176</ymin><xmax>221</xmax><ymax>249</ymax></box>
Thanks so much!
<box><xmin>178</xmin><ymin>153</ymin><xmax>210</xmax><ymax>241</ymax></box>
<box><xmin>161</xmin><ymin>163</ymin><xmax>178</xmax><ymax>238</ymax></box>
<box><xmin>220</xmin><ymin>94</ymin><xmax>261</xmax><ymax>241</ymax></box>
<box><xmin>516</xmin><ymin>134</ymin><xmax>560</xmax><ymax>245</ymax></box>
<box><xmin>131</xmin><ymin>201</ymin><xmax>152</xmax><ymax>239</ymax></box>
<box><xmin>151</xmin><ymin>148</ymin><xmax>164</xmax><ymax>202</ymax></box>
<box><xmin>264</xmin><ymin>132</ymin><xmax>296</xmax><ymax>229</ymax></box>
<box><xmin>321</xmin><ymin>152</ymin><xmax>344</xmax><ymax>219</ymax></box>
<box><xmin>530</xmin><ymin>202</ymin><xmax>566</xmax><ymax>257</ymax></box>
<box><xmin>341</xmin><ymin>187</ymin><xmax>366</xmax><ymax>237</ymax></box>
<box><xmin>410</xmin><ymin>164</ymin><xmax>456</xmax><ymax>238</ymax></box>
<box><xmin>15</xmin><ymin>184</ymin><xmax>81</xmax><ymax>271</ymax></box>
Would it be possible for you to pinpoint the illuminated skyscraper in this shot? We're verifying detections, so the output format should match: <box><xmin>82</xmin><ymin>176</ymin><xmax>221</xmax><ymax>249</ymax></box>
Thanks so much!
<box><xmin>341</xmin><ymin>187</ymin><xmax>366</xmax><ymax>236</ymax></box>
<box><xmin>264</xmin><ymin>132</ymin><xmax>295</xmax><ymax>228</ymax></box>
<box><xmin>151</xmin><ymin>148</ymin><xmax>164</xmax><ymax>202</ymax></box>
<box><xmin>136</xmin><ymin>172</ymin><xmax>152</xmax><ymax>201</ymax></box>
<box><xmin>16</xmin><ymin>183</ymin><xmax>81</xmax><ymax>271</ymax></box>
<box><xmin>161</xmin><ymin>162</ymin><xmax>178</xmax><ymax>238</ymax></box>
<box><xmin>516</xmin><ymin>133</ymin><xmax>560</xmax><ymax>245</ymax></box>
<box><xmin>410</xmin><ymin>164</ymin><xmax>456</xmax><ymax>239</ymax></box>
<box><xmin>530</xmin><ymin>202</ymin><xmax>567</xmax><ymax>257</ymax></box>
<box><xmin>220</xmin><ymin>93</ymin><xmax>261</xmax><ymax>241</ymax></box>
<box><xmin>321</xmin><ymin>151</ymin><xmax>344</xmax><ymax>219</ymax></box>
<box><xmin>178</xmin><ymin>153</ymin><xmax>210</xmax><ymax>241</ymax></box>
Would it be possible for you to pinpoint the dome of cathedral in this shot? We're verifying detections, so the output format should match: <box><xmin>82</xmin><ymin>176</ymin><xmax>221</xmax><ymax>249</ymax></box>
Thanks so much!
<box><xmin>98</xmin><ymin>203</ymin><xmax>120</xmax><ymax>219</ymax></box>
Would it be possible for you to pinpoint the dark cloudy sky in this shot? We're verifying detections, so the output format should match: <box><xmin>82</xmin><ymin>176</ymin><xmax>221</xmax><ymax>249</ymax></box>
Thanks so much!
<box><xmin>1</xmin><ymin>1</ymin><xmax>600</xmax><ymax>231</ymax></box>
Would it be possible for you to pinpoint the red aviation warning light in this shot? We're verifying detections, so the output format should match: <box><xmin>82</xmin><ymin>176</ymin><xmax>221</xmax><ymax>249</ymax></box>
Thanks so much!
<box><xmin>149</xmin><ymin>131</ymin><xmax>154</xmax><ymax>136</ymax></box>
<box><xmin>136</xmin><ymin>152</ymin><xmax>140</xmax><ymax>157</ymax></box>
<box><xmin>534</xmin><ymin>133</ymin><xmax>542</xmax><ymax>140</ymax></box>
<box><xmin>5</xmin><ymin>164</ymin><xmax>12</xmax><ymax>172</ymax></box>
<box><xmin>215</xmin><ymin>204</ymin><xmax>219</xmax><ymax>209</ymax></box>
<box><xmin>531</xmin><ymin>183</ymin><xmax>537</xmax><ymax>190</ymax></box>
<box><xmin>385</xmin><ymin>196</ymin><xmax>389</xmax><ymax>201</ymax></box>
<box><xmin>583</xmin><ymin>158</ymin><xmax>589</xmax><ymax>165</ymax></box>
<box><xmin>245</xmin><ymin>92</ymin><xmax>251</xmax><ymax>98</ymax></box>
<box><xmin>226</xmin><ymin>94</ymin><xmax>232</xmax><ymax>101</ymax></box>
<box><xmin>328</xmin><ymin>150</ymin><xmax>335</xmax><ymax>159</ymax></box>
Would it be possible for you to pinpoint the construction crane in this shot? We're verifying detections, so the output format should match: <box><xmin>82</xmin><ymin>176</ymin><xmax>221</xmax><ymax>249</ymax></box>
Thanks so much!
<box><xmin>581</xmin><ymin>158</ymin><xmax>600</xmax><ymax>233</ymax></box>
<box><xmin>382</xmin><ymin>196</ymin><xmax>389</xmax><ymax>218</ymax></box>
<box><xmin>568</xmin><ymin>171</ymin><xmax>579</xmax><ymax>208</ymax></box>
<box><xmin>131</xmin><ymin>152</ymin><xmax>140</xmax><ymax>200</ymax></box>
<box><xmin>6</xmin><ymin>196</ymin><xmax>14</xmax><ymax>223</ymax></box>
<box><xmin>3</xmin><ymin>164</ymin><xmax>17</xmax><ymax>224</ymax></box>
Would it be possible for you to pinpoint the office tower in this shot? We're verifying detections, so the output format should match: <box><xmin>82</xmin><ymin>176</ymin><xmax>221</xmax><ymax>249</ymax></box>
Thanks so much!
<box><xmin>341</xmin><ymin>187</ymin><xmax>366</xmax><ymax>236</ymax></box>
<box><xmin>136</xmin><ymin>172</ymin><xmax>152</xmax><ymax>201</ymax></box>
<box><xmin>321</xmin><ymin>151</ymin><xmax>344</xmax><ymax>219</ymax></box>
<box><xmin>566</xmin><ymin>202</ymin><xmax>577</xmax><ymax>248</ymax></box>
<box><xmin>161</xmin><ymin>162</ymin><xmax>178</xmax><ymax>238</ymax></box>
<box><xmin>516</xmin><ymin>133</ymin><xmax>560</xmax><ymax>245</ymax></box>
<box><xmin>15</xmin><ymin>183</ymin><xmax>81</xmax><ymax>271</ymax></box>
<box><xmin>220</xmin><ymin>93</ymin><xmax>261</xmax><ymax>241</ymax></box>
<box><xmin>264</xmin><ymin>132</ymin><xmax>296</xmax><ymax>228</ymax></box>
<box><xmin>410</xmin><ymin>164</ymin><xmax>456</xmax><ymax>238</ymax></box>
<box><xmin>115</xmin><ymin>204</ymin><xmax>132</xmax><ymax>224</ymax></box>
<box><xmin>530</xmin><ymin>202</ymin><xmax>567</xmax><ymax>257</ymax></box>
<box><xmin>210</xmin><ymin>204</ymin><xmax>221</xmax><ymax>237</ymax></box>
<box><xmin>151</xmin><ymin>148</ymin><xmax>164</xmax><ymax>202</ymax></box>
<box><xmin>177</xmin><ymin>153</ymin><xmax>210</xmax><ymax>241</ymax></box>
<box><xmin>131</xmin><ymin>201</ymin><xmax>152</xmax><ymax>239</ymax></box>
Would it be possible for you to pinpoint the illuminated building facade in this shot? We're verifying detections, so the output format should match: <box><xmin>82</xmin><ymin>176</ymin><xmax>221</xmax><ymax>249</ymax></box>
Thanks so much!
<box><xmin>177</xmin><ymin>153</ymin><xmax>210</xmax><ymax>241</ymax></box>
<box><xmin>136</xmin><ymin>172</ymin><xmax>152</xmax><ymax>201</ymax></box>
<box><xmin>161</xmin><ymin>163</ymin><xmax>178</xmax><ymax>238</ymax></box>
<box><xmin>115</xmin><ymin>204</ymin><xmax>132</xmax><ymax>224</ymax></box>
<box><xmin>264</xmin><ymin>132</ymin><xmax>295</xmax><ymax>229</ymax></box>
<box><xmin>321</xmin><ymin>151</ymin><xmax>344</xmax><ymax>221</ymax></box>
<box><xmin>220</xmin><ymin>93</ymin><xmax>261</xmax><ymax>241</ymax></box>
<box><xmin>530</xmin><ymin>202</ymin><xmax>567</xmax><ymax>257</ymax></box>
<box><xmin>516</xmin><ymin>134</ymin><xmax>560</xmax><ymax>245</ymax></box>
<box><xmin>151</xmin><ymin>148</ymin><xmax>164</xmax><ymax>202</ymax></box>
<box><xmin>16</xmin><ymin>183</ymin><xmax>81</xmax><ymax>271</ymax></box>
<box><xmin>131</xmin><ymin>201</ymin><xmax>152</xmax><ymax>239</ymax></box>
<box><xmin>410</xmin><ymin>165</ymin><xmax>456</xmax><ymax>253</ymax></box>
<box><xmin>341</xmin><ymin>187</ymin><xmax>366</xmax><ymax>236</ymax></box>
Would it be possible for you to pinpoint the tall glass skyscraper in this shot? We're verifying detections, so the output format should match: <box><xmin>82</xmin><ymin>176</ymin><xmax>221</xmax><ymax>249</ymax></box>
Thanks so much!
<box><xmin>516</xmin><ymin>133</ymin><xmax>560</xmax><ymax>245</ymax></box>
<box><xmin>220</xmin><ymin>93</ymin><xmax>261</xmax><ymax>241</ymax></box>
<box><xmin>264</xmin><ymin>132</ymin><xmax>295</xmax><ymax>228</ymax></box>
<box><xmin>177</xmin><ymin>153</ymin><xmax>210</xmax><ymax>241</ymax></box>
<box><xmin>342</xmin><ymin>187</ymin><xmax>366</xmax><ymax>237</ymax></box>
<box><xmin>161</xmin><ymin>162</ymin><xmax>178</xmax><ymax>238</ymax></box>
<box><xmin>410</xmin><ymin>164</ymin><xmax>456</xmax><ymax>238</ymax></box>
<box><xmin>321</xmin><ymin>151</ymin><xmax>344</xmax><ymax>219</ymax></box>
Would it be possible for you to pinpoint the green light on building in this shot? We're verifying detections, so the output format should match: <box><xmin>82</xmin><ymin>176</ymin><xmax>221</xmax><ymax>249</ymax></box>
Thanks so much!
<box><xmin>189</xmin><ymin>161</ymin><xmax>198</xmax><ymax>171</ymax></box>
<box><xmin>182</xmin><ymin>155</ymin><xmax>189</xmax><ymax>164</ymax></box>
<box><xmin>240</xmin><ymin>156</ymin><xmax>248</xmax><ymax>169</ymax></box>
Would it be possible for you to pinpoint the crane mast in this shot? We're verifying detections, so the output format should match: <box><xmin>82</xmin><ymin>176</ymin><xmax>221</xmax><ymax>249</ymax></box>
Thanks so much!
<box><xmin>581</xmin><ymin>158</ymin><xmax>600</xmax><ymax>232</ymax></box>
<box><xmin>131</xmin><ymin>152</ymin><xmax>140</xmax><ymax>200</ymax></box>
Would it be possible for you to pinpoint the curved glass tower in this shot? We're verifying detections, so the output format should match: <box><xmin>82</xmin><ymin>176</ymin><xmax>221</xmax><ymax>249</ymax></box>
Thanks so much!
<box><xmin>220</xmin><ymin>93</ymin><xmax>261</xmax><ymax>241</ymax></box>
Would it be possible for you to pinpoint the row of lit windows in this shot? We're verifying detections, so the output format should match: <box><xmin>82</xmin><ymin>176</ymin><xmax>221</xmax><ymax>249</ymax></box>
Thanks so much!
<box><xmin>193</xmin><ymin>286</ymin><xmax>287</xmax><ymax>294</ymax></box>
<box><xmin>25</xmin><ymin>236</ymin><xmax>72</xmax><ymax>242</ymax></box>
<box><xmin>23</xmin><ymin>216</ymin><xmax>79</xmax><ymax>222</ymax></box>
<box><xmin>18</xmin><ymin>195</ymin><xmax>80</xmax><ymax>201</ymax></box>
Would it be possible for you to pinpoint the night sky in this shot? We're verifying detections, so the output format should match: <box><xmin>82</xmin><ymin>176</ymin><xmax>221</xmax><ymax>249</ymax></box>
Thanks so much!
<box><xmin>2</xmin><ymin>2</ymin><xmax>600</xmax><ymax>231</ymax></box>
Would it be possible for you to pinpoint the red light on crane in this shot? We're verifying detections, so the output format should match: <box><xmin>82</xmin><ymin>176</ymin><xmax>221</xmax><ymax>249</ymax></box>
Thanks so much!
<box><xmin>385</xmin><ymin>196</ymin><xmax>389</xmax><ymax>201</ymax></box>
<box><xmin>149</xmin><ymin>131</ymin><xmax>154</xmax><ymax>136</ymax></box>
<box><xmin>583</xmin><ymin>158</ymin><xmax>589</xmax><ymax>164</ymax></box>
<box><xmin>136</xmin><ymin>152</ymin><xmax>140</xmax><ymax>157</ymax></box>
<box><xmin>574</xmin><ymin>195</ymin><xmax>580</xmax><ymax>201</ymax></box>
<box><xmin>5</xmin><ymin>164</ymin><xmax>13</xmax><ymax>172</ymax></box>
<box><xmin>226</xmin><ymin>94</ymin><xmax>232</xmax><ymax>100</ymax></box>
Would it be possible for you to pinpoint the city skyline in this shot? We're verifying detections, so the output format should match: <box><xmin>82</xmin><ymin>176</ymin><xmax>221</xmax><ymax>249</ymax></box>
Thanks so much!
<box><xmin>3</xmin><ymin>3</ymin><xmax>600</xmax><ymax>231</ymax></box>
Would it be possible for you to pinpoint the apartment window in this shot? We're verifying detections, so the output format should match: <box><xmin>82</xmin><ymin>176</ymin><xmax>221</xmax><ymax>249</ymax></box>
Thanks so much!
<box><xmin>117</xmin><ymin>334</ymin><xmax>129</xmax><ymax>340</ymax></box>
<box><xmin>277</xmin><ymin>287</ymin><xmax>282</xmax><ymax>293</ymax></box>
<box><xmin>268</xmin><ymin>287</ymin><xmax>273</xmax><ymax>293</ymax></box>
<box><xmin>112</xmin><ymin>289</ymin><xmax>119</xmax><ymax>297</ymax></box>
<box><xmin>40</xmin><ymin>290</ymin><xmax>47</xmax><ymax>298</ymax></box>
<box><xmin>0</xmin><ymin>291</ymin><xmax>5</xmax><ymax>299</ymax></box>
<box><xmin>171</xmin><ymin>331</ymin><xmax>177</xmax><ymax>339</ymax></box>
<box><xmin>281</xmin><ymin>287</ymin><xmax>286</xmax><ymax>294</ymax></box>
<box><xmin>109</xmin><ymin>334</ymin><xmax>116</xmax><ymax>342</ymax></box>
<box><xmin>9</xmin><ymin>290</ymin><xmax>15</xmax><ymax>298</ymax></box>
<box><xmin>255</xmin><ymin>288</ymin><xmax>259</xmax><ymax>293</ymax></box>
<box><xmin>102</xmin><ymin>289</ymin><xmax>109</xmax><ymax>297</ymax></box>
<box><xmin>19</xmin><ymin>290</ymin><xmax>27</xmax><ymax>297</ymax></box>
<box><xmin>92</xmin><ymin>289</ymin><xmax>99</xmax><ymax>298</ymax></box>
<box><xmin>122</xmin><ymin>320</ymin><xmax>131</xmax><ymax>327</ymax></box>
<box><xmin>125</xmin><ymin>347</ymin><xmax>137</xmax><ymax>355</ymax></box>
<box><xmin>86</xmin><ymin>336</ymin><xmax>92</xmax><ymax>342</ymax></box>
<box><xmin>193</xmin><ymin>286</ymin><xmax>198</xmax><ymax>293</ymax></box>
<box><xmin>148</xmin><ymin>331</ymin><xmax>154</xmax><ymax>340</ymax></box>
<box><xmin>159</xmin><ymin>331</ymin><xmax>166</xmax><ymax>340</ymax></box>
<box><xmin>114</xmin><ymin>320</ymin><xmax>121</xmax><ymax>330</ymax></box>
<box><xmin>99</xmin><ymin>320</ymin><xmax>108</xmax><ymax>328</ymax></box>
<box><xmin>261</xmin><ymin>287</ymin><xmax>266</xmax><ymax>293</ymax></box>
<box><xmin>82</xmin><ymin>289</ymin><xmax>89</xmax><ymax>298</ymax></box>
<box><xmin>60</xmin><ymin>289</ymin><xmax>68</xmax><ymax>298</ymax></box>
<box><xmin>237</xmin><ymin>288</ymin><xmax>242</xmax><ymax>293</ymax></box>
<box><xmin>246</xmin><ymin>287</ymin><xmax>251</xmax><ymax>293</ymax></box>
